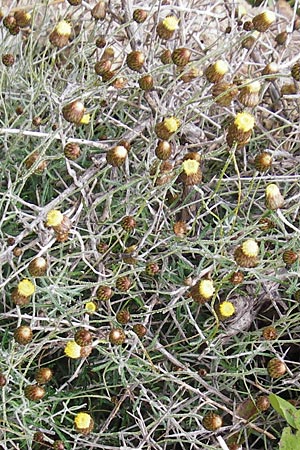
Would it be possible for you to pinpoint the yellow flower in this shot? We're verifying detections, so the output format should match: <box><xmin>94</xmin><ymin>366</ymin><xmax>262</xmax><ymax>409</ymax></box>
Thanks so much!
<box><xmin>55</xmin><ymin>20</ymin><xmax>72</xmax><ymax>37</ymax></box>
<box><xmin>163</xmin><ymin>117</ymin><xmax>180</xmax><ymax>133</ymax></box>
<box><xmin>265</xmin><ymin>183</ymin><xmax>284</xmax><ymax>210</ymax></box>
<box><xmin>234</xmin><ymin>112</ymin><xmax>255</xmax><ymax>132</ymax></box>
<box><xmin>162</xmin><ymin>16</ymin><xmax>179</xmax><ymax>31</ymax></box>
<box><xmin>85</xmin><ymin>301</ymin><xmax>97</xmax><ymax>313</ymax></box>
<box><xmin>214</xmin><ymin>60</ymin><xmax>228</xmax><ymax>76</ymax></box>
<box><xmin>241</xmin><ymin>239</ymin><xmax>259</xmax><ymax>257</ymax></box>
<box><xmin>46</xmin><ymin>209</ymin><xmax>63</xmax><ymax>227</ymax></box>
<box><xmin>74</xmin><ymin>412</ymin><xmax>94</xmax><ymax>434</ymax></box>
<box><xmin>198</xmin><ymin>280</ymin><xmax>215</xmax><ymax>300</ymax></box>
<box><xmin>80</xmin><ymin>113</ymin><xmax>90</xmax><ymax>125</ymax></box>
<box><xmin>219</xmin><ymin>301</ymin><xmax>235</xmax><ymax>318</ymax></box>
<box><xmin>260</xmin><ymin>11</ymin><xmax>276</xmax><ymax>26</ymax></box>
<box><xmin>182</xmin><ymin>159</ymin><xmax>200</xmax><ymax>176</ymax></box>
<box><xmin>18</xmin><ymin>279</ymin><xmax>35</xmax><ymax>297</ymax></box>
<box><xmin>64</xmin><ymin>340</ymin><xmax>82</xmax><ymax>359</ymax></box>
<box><xmin>246</xmin><ymin>80</ymin><xmax>261</xmax><ymax>93</ymax></box>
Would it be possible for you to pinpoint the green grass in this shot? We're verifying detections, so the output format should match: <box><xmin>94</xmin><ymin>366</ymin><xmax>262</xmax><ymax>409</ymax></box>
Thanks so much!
<box><xmin>1</xmin><ymin>1</ymin><xmax>300</xmax><ymax>449</ymax></box>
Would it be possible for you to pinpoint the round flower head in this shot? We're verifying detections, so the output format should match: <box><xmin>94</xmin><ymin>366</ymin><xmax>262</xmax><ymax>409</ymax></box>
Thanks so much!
<box><xmin>265</xmin><ymin>184</ymin><xmax>284</xmax><ymax>210</ymax></box>
<box><xmin>218</xmin><ymin>301</ymin><xmax>235</xmax><ymax>318</ymax></box>
<box><xmin>234</xmin><ymin>112</ymin><xmax>255</xmax><ymax>132</ymax></box>
<box><xmin>64</xmin><ymin>340</ymin><xmax>81</xmax><ymax>359</ymax></box>
<box><xmin>74</xmin><ymin>412</ymin><xmax>94</xmax><ymax>434</ymax></box>
<box><xmin>55</xmin><ymin>20</ymin><xmax>72</xmax><ymax>37</ymax></box>
<box><xmin>163</xmin><ymin>117</ymin><xmax>180</xmax><ymax>133</ymax></box>
<box><xmin>18</xmin><ymin>279</ymin><xmax>35</xmax><ymax>296</ymax></box>
<box><xmin>214</xmin><ymin>60</ymin><xmax>228</xmax><ymax>76</ymax></box>
<box><xmin>85</xmin><ymin>301</ymin><xmax>97</xmax><ymax>313</ymax></box>
<box><xmin>162</xmin><ymin>16</ymin><xmax>179</xmax><ymax>31</ymax></box>
<box><xmin>46</xmin><ymin>210</ymin><xmax>63</xmax><ymax>227</ymax></box>
<box><xmin>247</xmin><ymin>80</ymin><xmax>261</xmax><ymax>93</ymax></box>
<box><xmin>182</xmin><ymin>159</ymin><xmax>200</xmax><ymax>176</ymax></box>
<box><xmin>241</xmin><ymin>239</ymin><xmax>259</xmax><ymax>257</ymax></box>
<box><xmin>198</xmin><ymin>279</ymin><xmax>215</xmax><ymax>300</ymax></box>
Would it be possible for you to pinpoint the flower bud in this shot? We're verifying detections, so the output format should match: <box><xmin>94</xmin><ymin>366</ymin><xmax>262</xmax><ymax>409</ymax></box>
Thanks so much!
<box><xmin>265</xmin><ymin>184</ymin><xmax>284</xmax><ymax>210</ymax></box>
<box><xmin>205</xmin><ymin>60</ymin><xmax>228</xmax><ymax>83</ymax></box>
<box><xmin>106</xmin><ymin>145</ymin><xmax>128</xmax><ymax>167</ymax></box>
<box><xmin>109</xmin><ymin>328</ymin><xmax>126</xmax><ymax>345</ymax></box>
<box><xmin>234</xmin><ymin>239</ymin><xmax>259</xmax><ymax>268</ymax></box>
<box><xmin>49</xmin><ymin>20</ymin><xmax>72</xmax><ymax>48</ymax></box>
<box><xmin>253</xmin><ymin>11</ymin><xmax>276</xmax><ymax>32</ymax></box>
<box><xmin>62</xmin><ymin>100</ymin><xmax>85</xmax><ymax>124</ymax></box>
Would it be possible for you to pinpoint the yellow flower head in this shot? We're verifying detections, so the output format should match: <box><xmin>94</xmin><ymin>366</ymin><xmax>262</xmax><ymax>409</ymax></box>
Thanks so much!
<box><xmin>266</xmin><ymin>183</ymin><xmax>280</xmax><ymax>198</ymax></box>
<box><xmin>55</xmin><ymin>20</ymin><xmax>72</xmax><ymax>37</ymax></box>
<box><xmin>64</xmin><ymin>340</ymin><xmax>82</xmax><ymax>359</ymax></box>
<box><xmin>162</xmin><ymin>16</ymin><xmax>179</xmax><ymax>31</ymax></box>
<box><xmin>74</xmin><ymin>412</ymin><xmax>93</xmax><ymax>429</ymax></box>
<box><xmin>214</xmin><ymin>60</ymin><xmax>228</xmax><ymax>76</ymax></box>
<box><xmin>234</xmin><ymin>112</ymin><xmax>255</xmax><ymax>132</ymax></box>
<box><xmin>199</xmin><ymin>279</ymin><xmax>215</xmax><ymax>300</ymax></box>
<box><xmin>182</xmin><ymin>159</ymin><xmax>200</xmax><ymax>176</ymax></box>
<box><xmin>219</xmin><ymin>301</ymin><xmax>235</xmax><ymax>318</ymax></box>
<box><xmin>241</xmin><ymin>239</ymin><xmax>259</xmax><ymax>257</ymax></box>
<box><xmin>85</xmin><ymin>301</ymin><xmax>97</xmax><ymax>313</ymax></box>
<box><xmin>163</xmin><ymin>117</ymin><xmax>180</xmax><ymax>133</ymax></box>
<box><xmin>261</xmin><ymin>11</ymin><xmax>276</xmax><ymax>26</ymax></box>
<box><xmin>247</xmin><ymin>80</ymin><xmax>261</xmax><ymax>93</ymax></box>
<box><xmin>80</xmin><ymin>113</ymin><xmax>90</xmax><ymax>125</ymax></box>
<box><xmin>18</xmin><ymin>279</ymin><xmax>35</xmax><ymax>297</ymax></box>
<box><xmin>46</xmin><ymin>209</ymin><xmax>63</xmax><ymax>227</ymax></box>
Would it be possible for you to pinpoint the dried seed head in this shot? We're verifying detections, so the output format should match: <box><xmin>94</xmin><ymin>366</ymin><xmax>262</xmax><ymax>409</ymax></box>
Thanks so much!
<box><xmin>28</xmin><ymin>257</ymin><xmax>47</xmax><ymax>277</ymax></box>
<box><xmin>116</xmin><ymin>276</ymin><xmax>132</xmax><ymax>292</ymax></box>
<box><xmin>97</xmin><ymin>241</ymin><xmax>109</xmax><ymax>253</ymax></box>
<box><xmin>243</xmin><ymin>20</ymin><xmax>253</xmax><ymax>31</ymax></box>
<box><xmin>281</xmin><ymin>83</ymin><xmax>297</xmax><ymax>96</ymax></box>
<box><xmin>282</xmin><ymin>250</ymin><xmax>298</xmax><ymax>265</ymax></box>
<box><xmin>95</xmin><ymin>59</ymin><xmax>112</xmax><ymax>76</ymax></box>
<box><xmin>217</xmin><ymin>301</ymin><xmax>235</xmax><ymax>319</ymax></box>
<box><xmin>133</xmin><ymin>323</ymin><xmax>147</xmax><ymax>338</ymax></box>
<box><xmin>14</xmin><ymin>10</ymin><xmax>31</xmax><ymax>28</ymax></box>
<box><xmin>238</xmin><ymin>80</ymin><xmax>261</xmax><ymax>107</ymax></box>
<box><xmin>126</xmin><ymin>51</ymin><xmax>145</xmax><ymax>71</ymax></box>
<box><xmin>121</xmin><ymin>215</ymin><xmax>136</xmax><ymax>232</ymax></box>
<box><xmin>234</xmin><ymin>239</ymin><xmax>259</xmax><ymax>268</ymax></box>
<box><xmin>205</xmin><ymin>60</ymin><xmax>228</xmax><ymax>83</ymax></box>
<box><xmin>229</xmin><ymin>271</ymin><xmax>244</xmax><ymax>285</ymax></box>
<box><xmin>241</xmin><ymin>34</ymin><xmax>258</xmax><ymax>49</ymax></box>
<box><xmin>172</xmin><ymin>48</ymin><xmax>191</xmax><ymax>66</ymax></box>
<box><xmin>24</xmin><ymin>384</ymin><xmax>45</xmax><ymax>401</ymax></box>
<box><xmin>267</xmin><ymin>358</ymin><xmax>287</xmax><ymax>378</ymax></box>
<box><xmin>91</xmin><ymin>1</ymin><xmax>106</xmax><ymax>20</ymax></box>
<box><xmin>2</xmin><ymin>53</ymin><xmax>15</xmax><ymax>67</ymax></box>
<box><xmin>133</xmin><ymin>9</ymin><xmax>148</xmax><ymax>23</ymax></box>
<box><xmin>155</xmin><ymin>140</ymin><xmax>172</xmax><ymax>160</ymax></box>
<box><xmin>145</xmin><ymin>262</ymin><xmax>160</xmax><ymax>276</ymax></box>
<box><xmin>3</xmin><ymin>15</ymin><xmax>16</xmax><ymax>30</ymax></box>
<box><xmin>96</xmin><ymin>285</ymin><xmax>113</xmax><ymax>301</ymax></box>
<box><xmin>34</xmin><ymin>367</ymin><xmax>53</xmax><ymax>384</ymax></box>
<box><xmin>202</xmin><ymin>412</ymin><xmax>223</xmax><ymax>431</ymax></box>
<box><xmin>212</xmin><ymin>82</ymin><xmax>238</xmax><ymax>106</ymax></box>
<box><xmin>179</xmin><ymin>66</ymin><xmax>200</xmax><ymax>83</ymax></box>
<box><xmin>160</xmin><ymin>49</ymin><xmax>172</xmax><ymax>65</ymax></box>
<box><xmin>254</xmin><ymin>152</ymin><xmax>272</xmax><ymax>171</ymax></box>
<box><xmin>265</xmin><ymin>184</ymin><xmax>284</xmax><ymax>210</ymax></box>
<box><xmin>138</xmin><ymin>74</ymin><xmax>154</xmax><ymax>91</ymax></box>
<box><xmin>49</xmin><ymin>20</ymin><xmax>72</xmax><ymax>48</ymax></box>
<box><xmin>74</xmin><ymin>329</ymin><xmax>93</xmax><ymax>346</ymax></box>
<box><xmin>74</xmin><ymin>412</ymin><xmax>94</xmax><ymax>434</ymax></box>
<box><xmin>262</xmin><ymin>62</ymin><xmax>278</xmax><ymax>78</ymax></box>
<box><xmin>262</xmin><ymin>326</ymin><xmax>277</xmax><ymax>340</ymax></box>
<box><xmin>256</xmin><ymin>395</ymin><xmax>270</xmax><ymax>412</ymax></box>
<box><xmin>116</xmin><ymin>309</ymin><xmax>131</xmax><ymax>324</ymax></box>
<box><xmin>33</xmin><ymin>432</ymin><xmax>45</xmax><ymax>443</ymax></box>
<box><xmin>173</xmin><ymin>221</ymin><xmax>187</xmax><ymax>237</ymax></box>
<box><xmin>180</xmin><ymin>159</ymin><xmax>202</xmax><ymax>185</ymax></box>
<box><xmin>109</xmin><ymin>328</ymin><xmax>126</xmax><ymax>345</ymax></box>
<box><xmin>95</xmin><ymin>35</ymin><xmax>106</xmax><ymax>48</ymax></box>
<box><xmin>8</xmin><ymin>24</ymin><xmax>20</xmax><ymax>35</ymax></box>
<box><xmin>253</xmin><ymin>11</ymin><xmax>276</xmax><ymax>32</ymax></box>
<box><xmin>62</xmin><ymin>100</ymin><xmax>85</xmax><ymax>124</ymax></box>
<box><xmin>14</xmin><ymin>325</ymin><xmax>33</xmax><ymax>345</ymax></box>
<box><xmin>106</xmin><ymin>145</ymin><xmax>128</xmax><ymax>167</ymax></box>
<box><xmin>259</xmin><ymin>217</ymin><xmax>274</xmax><ymax>230</ymax></box>
<box><xmin>64</xmin><ymin>142</ymin><xmax>81</xmax><ymax>160</ymax></box>
<box><xmin>291</xmin><ymin>62</ymin><xmax>300</xmax><ymax>82</ymax></box>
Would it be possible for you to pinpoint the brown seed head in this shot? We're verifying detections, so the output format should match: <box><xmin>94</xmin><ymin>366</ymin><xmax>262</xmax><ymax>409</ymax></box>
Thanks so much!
<box><xmin>126</xmin><ymin>51</ymin><xmax>145</xmax><ymax>71</ymax></box>
<box><xmin>256</xmin><ymin>395</ymin><xmax>270</xmax><ymax>412</ymax></box>
<box><xmin>24</xmin><ymin>384</ymin><xmax>45</xmax><ymax>401</ymax></box>
<box><xmin>62</xmin><ymin>100</ymin><xmax>85</xmax><ymax>124</ymax></box>
<box><xmin>95</xmin><ymin>59</ymin><xmax>112</xmax><ymax>76</ymax></box>
<box><xmin>3</xmin><ymin>15</ymin><xmax>16</xmax><ymax>30</ymax></box>
<box><xmin>2</xmin><ymin>54</ymin><xmax>15</xmax><ymax>67</ymax></box>
<box><xmin>25</xmin><ymin>151</ymin><xmax>47</xmax><ymax>173</ymax></box>
<box><xmin>145</xmin><ymin>262</ymin><xmax>160</xmax><ymax>276</ymax></box>
<box><xmin>14</xmin><ymin>325</ymin><xmax>33</xmax><ymax>345</ymax></box>
<box><xmin>133</xmin><ymin>9</ymin><xmax>148</xmax><ymax>23</ymax></box>
<box><xmin>262</xmin><ymin>326</ymin><xmax>277</xmax><ymax>340</ymax></box>
<box><xmin>121</xmin><ymin>215</ymin><xmax>136</xmax><ymax>232</ymax></box>
<box><xmin>116</xmin><ymin>309</ymin><xmax>131</xmax><ymax>324</ymax></box>
<box><xmin>155</xmin><ymin>141</ymin><xmax>172</xmax><ymax>160</ymax></box>
<box><xmin>229</xmin><ymin>271</ymin><xmax>244</xmax><ymax>285</ymax></box>
<box><xmin>91</xmin><ymin>1</ymin><xmax>106</xmax><ymax>20</ymax></box>
<box><xmin>267</xmin><ymin>358</ymin><xmax>287</xmax><ymax>378</ymax></box>
<box><xmin>138</xmin><ymin>74</ymin><xmax>154</xmax><ymax>91</ymax></box>
<box><xmin>160</xmin><ymin>49</ymin><xmax>172</xmax><ymax>64</ymax></box>
<box><xmin>64</xmin><ymin>142</ymin><xmax>81</xmax><ymax>160</ymax></box>
<box><xmin>96</xmin><ymin>285</ymin><xmax>113</xmax><ymax>301</ymax></box>
<box><xmin>0</xmin><ymin>373</ymin><xmax>7</xmax><ymax>387</ymax></box>
<box><xmin>106</xmin><ymin>145</ymin><xmax>128</xmax><ymax>167</ymax></box>
<box><xmin>109</xmin><ymin>328</ymin><xmax>126</xmax><ymax>345</ymax></box>
<box><xmin>133</xmin><ymin>324</ymin><xmax>147</xmax><ymax>338</ymax></box>
<box><xmin>173</xmin><ymin>221</ymin><xmax>187</xmax><ymax>237</ymax></box>
<box><xmin>95</xmin><ymin>35</ymin><xmax>106</xmax><ymax>48</ymax></box>
<box><xmin>291</xmin><ymin>63</ymin><xmax>300</xmax><ymax>82</ymax></box>
<box><xmin>254</xmin><ymin>152</ymin><xmax>272</xmax><ymax>171</ymax></box>
<box><xmin>202</xmin><ymin>412</ymin><xmax>223</xmax><ymax>431</ymax></box>
<box><xmin>252</xmin><ymin>11</ymin><xmax>276</xmax><ymax>32</ymax></box>
<box><xmin>282</xmin><ymin>250</ymin><xmax>298</xmax><ymax>265</ymax></box>
<box><xmin>74</xmin><ymin>329</ymin><xmax>93</xmax><ymax>346</ymax></box>
<box><xmin>212</xmin><ymin>82</ymin><xmax>238</xmax><ymax>106</ymax></box>
<box><xmin>14</xmin><ymin>10</ymin><xmax>31</xmax><ymax>28</ymax></box>
<box><xmin>116</xmin><ymin>276</ymin><xmax>132</xmax><ymax>292</ymax></box>
<box><xmin>172</xmin><ymin>48</ymin><xmax>191</xmax><ymax>67</ymax></box>
<box><xmin>34</xmin><ymin>367</ymin><xmax>53</xmax><ymax>384</ymax></box>
<box><xmin>53</xmin><ymin>440</ymin><xmax>65</xmax><ymax>450</ymax></box>
<box><xmin>28</xmin><ymin>257</ymin><xmax>47</xmax><ymax>277</ymax></box>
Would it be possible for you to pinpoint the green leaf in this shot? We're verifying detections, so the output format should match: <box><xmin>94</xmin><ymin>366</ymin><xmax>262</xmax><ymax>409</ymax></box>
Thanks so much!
<box><xmin>269</xmin><ymin>394</ymin><xmax>299</xmax><ymax>430</ymax></box>
<box><xmin>279</xmin><ymin>427</ymin><xmax>300</xmax><ymax>450</ymax></box>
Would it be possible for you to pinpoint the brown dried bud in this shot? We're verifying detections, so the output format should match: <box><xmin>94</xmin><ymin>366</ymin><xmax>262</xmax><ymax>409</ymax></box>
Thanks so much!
<box><xmin>145</xmin><ymin>262</ymin><xmax>160</xmax><ymax>276</ymax></box>
<box><xmin>172</xmin><ymin>48</ymin><xmax>191</xmax><ymax>67</ymax></box>
<box><xmin>3</xmin><ymin>15</ymin><xmax>16</xmax><ymax>30</ymax></box>
<box><xmin>2</xmin><ymin>53</ymin><xmax>15</xmax><ymax>67</ymax></box>
<box><xmin>34</xmin><ymin>367</ymin><xmax>53</xmax><ymax>384</ymax></box>
<box><xmin>241</xmin><ymin>35</ymin><xmax>256</xmax><ymax>49</ymax></box>
<box><xmin>281</xmin><ymin>83</ymin><xmax>297</xmax><ymax>96</ymax></box>
<box><xmin>275</xmin><ymin>31</ymin><xmax>288</xmax><ymax>45</ymax></box>
<box><xmin>155</xmin><ymin>140</ymin><xmax>172</xmax><ymax>160</ymax></box>
<box><xmin>14</xmin><ymin>10</ymin><xmax>31</xmax><ymax>28</ymax></box>
<box><xmin>25</xmin><ymin>151</ymin><xmax>47</xmax><ymax>173</ymax></box>
<box><xmin>262</xmin><ymin>62</ymin><xmax>278</xmax><ymax>79</ymax></box>
<box><xmin>64</xmin><ymin>142</ymin><xmax>81</xmax><ymax>160</ymax></box>
<box><xmin>121</xmin><ymin>215</ymin><xmax>136</xmax><ymax>232</ymax></box>
<box><xmin>291</xmin><ymin>62</ymin><xmax>300</xmax><ymax>82</ymax></box>
<box><xmin>258</xmin><ymin>217</ymin><xmax>274</xmax><ymax>230</ymax></box>
<box><xmin>133</xmin><ymin>324</ymin><xmax>147</xmax><ymax>338</ymax></box>
<box><xmin>211</xmin><ymin>82</ymin><xmax>238</xmax><ymax>106</ymax></box>
<box><xmin>202</xmin><ymin>412</ymin><xmax>223</xmax><ymax>431</ymax></box>
<box><xmin>95</xmin><ymin>35</ymin><xmax>106</xmax><ymax>48</ymax></box>
<box><xmin>24</xmin><ymin>384</ymin><xmax>45</xmax><ymax>401</ymax></box>
<box><xmin>14</xmin><ymin>325</ymin><xmax>33</xmax><ymax>344</ymax></box>
<box><xmin>126</xmin><ymin>51</ymin><xmax>145</xmax><ymax>71</ymax></box>
<box><xmin>62</xmin><ymin>100</ymin><xmax>85</xmax><ymax>124</ymax></box>
<box><xmin>28</xmin><ymin>257</ymin><xmax>47</xmax><ymax>277</ymax></box>
<box><xmin>173</xmin><ymin>221</ymin><xmax>187</xmax><ymax>237</ymax></box>
<box><xmin>179</xmin><ymin>66</ymin><xmax>200</xmax><ymax>83</ymax></box>
<box><xmin>74</xmin><ymin>329</ymin><xmax>93</xmax><ymax>346</ymax></box>
<box><xmin>91</xmin><ymin>1</ymin><xmax>106</xmax><ymax>20</ymax></box>
<box><xmin>109</xmin><ymin>328</ymin><xmax>126</xmax><ymax>345</ymax></box>
<box><xmin>229</xmin><ymin>271</ymin><xmax>244</xmax><ymax>285</ymax></box>
<box><xmin>53</xmin><ymin>440</ymin><xmax>65</xmax><ymax>450</ymax></box>
<box><xmin>254</xmin><ymin>152</ymin><xmax>272</xmax><ymax>171</ymax></box>
<box><xmin>243</xmin><ymin>20</ymin><xmax>253</xmax><ymax>31</ymax></box>
<box><xmin>116</xmin><ymin>276</ymin><xmax>132</xmax><ymax>292</ymax></box>
<box><xmin>282</xmin><ymin>250</ymin><xmax>298</xmax><ymax>265</ymax></box>
<box><xmin>67</xmin><ymin>0</ymin><xmax>82</xmax><ymax>5</ymax></box>
<box><xmin>267</xmin><ymin>358</ymin><xmax>286</xmax><ymax>378</ymax></box>
<box><xmin>95</xmin><ymin>59</ymin><xmax>112</xmax><ymax>76</ymax></box>
<box><xmin>262</xmin><ymin>326</ymin><xmax>277</xmax><ymax>340</ymax></box>
<box><xmin>116</xmin><ymin>309</ymin><xmax>131</xmax><ymax>324</ymax></box>
<box><xmin>252</xmin><ymin>11</ymin><xmax>276</xmax><ymax>32</ymax></box>
<box><xmin>256</xmin><ymin>395</ymin><xmax>270</xmax><ymax>412</ymax></box>
<box><xmin>205</xmin><ymin>60</ymin><xmax>228</xmax><ymax>83</ymax></box>
<box><xmin>133</xmin><ymin>9</ymin><xmax>148</xmax><ymax>23</ymax></box>
<box><xmin>138</xmin><ymin>74</ymin><xmax>154</xmax><ymax>91</ymax></box>
<box><xmin>160</xmin><ymin>49</ymin><xmax>172</xmax><ymax>65</ymax></box>
<box><xmin>96</xmin><ymin>285</ymin><xmax>113</xmax><ymax>301</ymax></box>
<box><xmin>106</xmin><ymin>145</ymin><xmax>128</xmax><ymax>167</ymax></box>
<box><xmin>0</xmin><ymin>373</ymin><xmax>7</xmax><ymax>387</ymax></box>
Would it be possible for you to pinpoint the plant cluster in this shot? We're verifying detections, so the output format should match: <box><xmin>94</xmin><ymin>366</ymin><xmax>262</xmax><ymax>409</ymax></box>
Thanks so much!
<box><xmin>1</xmin><ymin>0</ymin><xmax>300</xmax><ymax>449</ymax></box>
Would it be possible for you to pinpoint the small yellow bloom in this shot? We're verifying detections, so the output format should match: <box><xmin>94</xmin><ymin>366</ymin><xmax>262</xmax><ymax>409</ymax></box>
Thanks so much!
<box><xmin>182</xmin><ymin>159</ymin><xmax>200</xmax><ymax>176</ymax></box>
<box><xmin>162</xmin><ymin>16</ymin><xmax>179</xmax><ymax>31</ymax></box>
<box><xmin>219</xmin><ymin>301</ymin><xmax>235</xmax><ymax>318</ymax></box>
<box><xmin>55</xmin><ymin>20</ymin><xmax>72</xmax><ymax>37</ymax></box>
<box><xmin>214</xmin><ymin>60</ymin><xmax>228</xmax><ymax>76</ymax></box>
<box><xmin>260</xmin><ymin>11</ymin><xmax>276</xmax><ymax>26</ymax></box>
<box><xmin>241</xmin><ymin>239</ymin><xmax>259</xmax><ymax>257</ymax></box>
<box><xmin>163</xmin><ymin>117</ymin><xmax>180</xmax><ymax>133</ymax></box>
<box><xmin>247</xmin><ymin>80</ymin><xmax>261</xmax><ymax>93</ymax></box>
<box><xmin>18</xmin><ymin>279</ymin><xmax>35</xmax><ymax>297</ymax></box>
<box><xmin>80</xmin><ymin>113</ymin><xmax>90</xmax><ymax>125</ymax></box>
<box><xmin>234</xmin><ymin>112</ymin><xmax>255</xmax><ymax>132</ymax></box>
<box><xmin>266</xmin><ymin>183</ymin><xmax>280</xmax><ymax>198</ymax></box>
<box><xmin>46</xmin><ymin>209</ymin><xmax>63</xmax><ymax>227</ymax></box>
<box><xmin>64</xmin><ymin>340</ymin><xmax>82</xmax><ymax>359</ymax></box>
<box><xmin>85</xmin><ymin>301</ymin><xmax>97</xmax><ymax>313</ymax></box>
<box><xmin>198</xmin><ymin>279</ymin><xmax>215</xmax><ymax>300</ymax></box>
<box><xmin>74</xmin><ymin>412</ymin><xmax>93</xmax><ymax>429</ymax></box>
